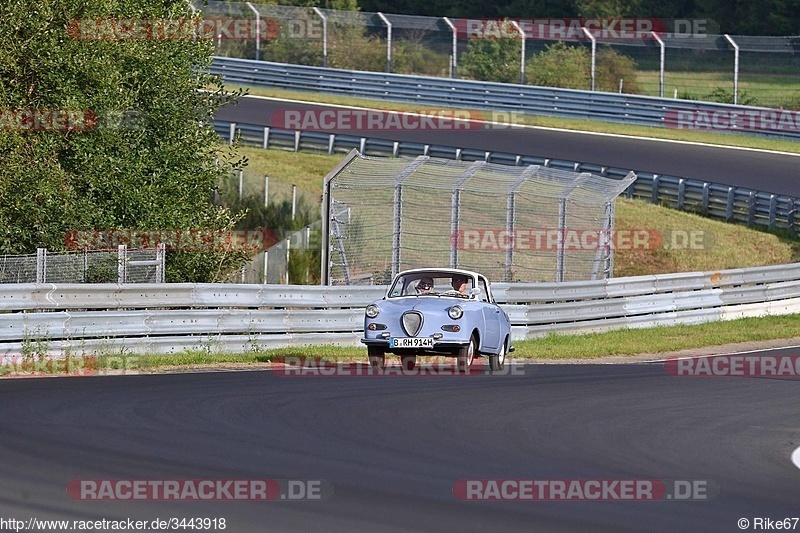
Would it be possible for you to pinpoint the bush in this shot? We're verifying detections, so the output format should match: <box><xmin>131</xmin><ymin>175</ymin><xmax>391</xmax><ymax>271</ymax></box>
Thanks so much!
<box><xmin>527</xmin><ymin>42</ymin><xmax>591</xmax><ymax>90</ymax></box>
<box><xmin>461</xmin><ymin>37</ymin><xmax>522</xmax><ymax>84</ymax></box>
<box><xmin>705</xmin><ymin>87</ymin><xmax>759</xmax><ymax>106</ymax></box>
<box><xmin>596</xmin><ymin>47</ymin><xmax>642</xmax><ymax>94</ymax></box>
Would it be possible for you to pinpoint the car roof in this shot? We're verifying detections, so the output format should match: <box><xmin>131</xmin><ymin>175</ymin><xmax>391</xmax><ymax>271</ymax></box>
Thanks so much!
<box><xmin>395</xmin><ymin>268</ymin><xmax>483</xmax><ymax>280</ymax></box>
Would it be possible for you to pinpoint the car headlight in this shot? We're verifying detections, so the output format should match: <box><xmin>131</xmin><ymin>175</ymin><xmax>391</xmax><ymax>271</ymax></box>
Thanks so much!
<box><xmin>448</xmin><ymin>305</ymin><xmax>463</xmax><ymax>320</ymax></box>
<box><xmin>365</xmin><ymin>304</ymin><xmax>380</xmax><ymax>318</ymax></box>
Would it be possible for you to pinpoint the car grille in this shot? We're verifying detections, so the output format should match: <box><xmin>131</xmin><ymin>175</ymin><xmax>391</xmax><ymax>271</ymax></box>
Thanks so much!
<box><xmin>401</xmin><ymin>311</ymin><xmax>423</xmax><ymax>337</ymax></box>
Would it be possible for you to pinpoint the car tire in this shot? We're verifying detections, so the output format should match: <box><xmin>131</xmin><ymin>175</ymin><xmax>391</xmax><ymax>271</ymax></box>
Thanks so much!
<box><xmin>489</xmin><ymin>339</ymin><xmax>507</xmax><ymax>372</ymax></box>
<box><xmin>456</xmin><ymin>335</ymin><xmax>476</xmax><ymax>373</ymax></box>
<box><xmin>400</xmin><ymin>354</ymin><xmax>416</xmax><ymax>372</ymax></box>
<box><xmin>368</xmin><ymin>346</ymin><xmax>385</xmax><ymax>370</ymax></box>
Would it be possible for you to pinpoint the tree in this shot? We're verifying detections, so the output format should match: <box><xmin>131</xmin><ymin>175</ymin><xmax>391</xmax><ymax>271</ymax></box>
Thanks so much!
<box><xmin>0</xmin><ymin>0</ymin><xmax>248</xmax><ymax>282</ymax></box>
<box><xmin>527</xmin><ymin>42</ymin><xmax>591</xmax><ymax>90</ymax></box>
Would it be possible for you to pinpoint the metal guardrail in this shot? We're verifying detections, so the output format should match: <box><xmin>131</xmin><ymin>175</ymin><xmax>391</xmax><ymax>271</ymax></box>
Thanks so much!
<box><xmin>210</xmin><ymin>57</ymin><xmax>800</xmax><ymax>142</ymax></box>
<box><xmin>3</xmin><ymin>262</ymin><xmax>800</xmax><ymax>355</ymax></box>
<box><xmin>216</xmin><ymin>120</ymin><xmax>800</xmax><ymax>233</ymax></box>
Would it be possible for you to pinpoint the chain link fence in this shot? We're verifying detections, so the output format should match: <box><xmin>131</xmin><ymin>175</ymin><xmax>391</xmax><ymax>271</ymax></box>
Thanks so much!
<box><xmin>322</xmin><ymin>152</ymin><xmax>635</xmax><ymax>285</ymax></box>
<box><xmin>0</xmin><ymin>246</ymin><xmax>165</xmax><ymax>284</ymax></box>
<box><xmin>197</xmin><ymin>1</ymin><xmax>800</xmax><ymax>109</ymax></box>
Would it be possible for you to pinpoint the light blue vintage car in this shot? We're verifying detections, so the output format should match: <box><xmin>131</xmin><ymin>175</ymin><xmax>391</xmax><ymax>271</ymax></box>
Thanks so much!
<box><xmin>361</xmin><ymin>268</ymin><xmax>513</xmax><ymax>372</ymax></box>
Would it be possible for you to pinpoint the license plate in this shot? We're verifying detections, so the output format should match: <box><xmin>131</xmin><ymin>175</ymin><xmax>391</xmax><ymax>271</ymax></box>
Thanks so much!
<box><xmin>390</xmin><ymin>337</ymin><xmax>434</xmax><ymax>349</ymax></box>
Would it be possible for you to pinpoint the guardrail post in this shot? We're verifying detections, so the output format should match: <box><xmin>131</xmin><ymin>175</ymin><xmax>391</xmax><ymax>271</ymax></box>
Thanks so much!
<box><xmin>651</xmin><ymin>175</ymin><xmax>660</xmax><ymax>204</ymax></box>
<box><xmin>582</xmin><ymin>27</ymin><xmax>596</xmax><ymax>91</ymax></box>
<box><xmin>378</xmin><ymin>13</ymin><xmax>392</xmax><ymax>73</ymax></box>
<box><xmin>229</xmin><ymin>122</ymin><xmax>236</xmax><ymax>146</ymax></box>
<box><xmin>392</xmin><ymin>141</ymin><xmax>399</xmax><ymax>157</ymax></box>
<box><xmin>263</xmin><ymin>127</ymin><xmax>269</xmax><ymax>149</ymax></box>
<box><xmin>312</xmin><ymin>7</ymin><xmax>328</xmax><ymax>68</ymax></box>
<box><xmin>726</xmin><ymin>187</ymin><xmax>735</xmax><ymax>221</ymax></box>
<box><xmin>702</xmin><ymin>182</ymin><xmax>709</xmax><ymax>216</ymax></box>
<box><xmin>769</xmin><ymin>194</ymin><xmax>777</xmax><ymax>228</ymax></box>
<box><xmin>294</xmin><ymin>130</ymin><xmax>301</xmax><ymax>151</ymax></box>
<box><xmin>264</xmin><ymin>175</ymin><xmax>269</xmax><ymax>207</ymax></box>
<box><xmin>443</xmin><ymin>17</ymin><xmax>458</xmax><ymax>78</ymax></box>
<box><xmin>748</xmin><ymin>191</ymin><xmax>756</xmax><ymax>226</ymax></box>
<box><xmin>677</xmin><ymin>178</ymin><xmax>685</xmax><ymax>210</ymax></box>
<box><xmin>328</xmin><ymin>134</ymin><xmax>335</xmax><ymax>155</ymax></box>
<box><xmin>724</xmin><ymin>34</ymin><xmax>740</xmax><ymax>105</ymax></box>
<box><xmin>360</xmin><ymin>138</ymin><xmax>366</xmax><ymax>153</ymax></box>
<box><xmin>36</xmin><ymin>248</ymin><xmax>46</xmax><ymax>284</ymax></box>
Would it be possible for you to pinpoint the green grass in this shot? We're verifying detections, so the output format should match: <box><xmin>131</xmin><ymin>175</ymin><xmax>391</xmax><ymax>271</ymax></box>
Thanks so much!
<box><xmin>228</xmin><ymin>84</ymin><xmax>800</xmax><ymax>154</ymax></box>
<box><xmin>90</xmin><ymin>313</ymin><xmax>800</xmax><ymax>372</ymax></box>
<box><xmin>636</xmin><ymin>70</ymin><xmax>800</xmax><ymax>109</ymax></box>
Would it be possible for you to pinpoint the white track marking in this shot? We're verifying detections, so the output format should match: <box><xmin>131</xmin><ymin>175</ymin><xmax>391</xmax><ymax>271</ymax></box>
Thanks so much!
<box><xmin>240</xmin><ymin>94</ymin><xmax>800</xmax><ymax>158</ymax></box>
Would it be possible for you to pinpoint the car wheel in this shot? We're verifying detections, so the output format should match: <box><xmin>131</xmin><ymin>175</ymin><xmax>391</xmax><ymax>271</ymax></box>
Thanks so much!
<box><xmin>456</xmin><ymin>335</ymin><xmax>476</xmax><ymax>373</ymax></box>
<box><xmin>368</xmin><ymin>346</ymin><xmax>385</xmax><ymax>370</ymax></box>
<box><xmin>400</xmin><ymin>354</ymin><xmax>416</xmax><ymax>371</ymax></box>
<box><xmin>489</xmin><ymin>339</ymin><xmax>507</xmax><ymax>372</ymax></box>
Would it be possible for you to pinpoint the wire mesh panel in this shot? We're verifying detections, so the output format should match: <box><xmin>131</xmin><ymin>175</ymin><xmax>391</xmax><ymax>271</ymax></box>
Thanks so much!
<box><xmin>324</xmin><ymin>152</ymin><xmax>635</xmax><ymax>285</ymax></box>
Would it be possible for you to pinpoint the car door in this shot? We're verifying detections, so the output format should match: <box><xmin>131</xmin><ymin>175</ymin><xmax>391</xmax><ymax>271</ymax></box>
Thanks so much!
<box><xmin>478</xmin><ymin>279</ymin><xmax>501</xmax><ymax>352</ymax></box>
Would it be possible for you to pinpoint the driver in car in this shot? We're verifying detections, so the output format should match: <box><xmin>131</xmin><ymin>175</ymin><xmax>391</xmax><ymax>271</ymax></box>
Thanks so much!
<box><xmin>451</xmin><ymin>274</ymin><xmax>469</xmax><ymax>295</ymax></box>
<box><xmin>415</xmin><ymin>276</ymin><xmax>434</xmax><ymax>294</ymax></box>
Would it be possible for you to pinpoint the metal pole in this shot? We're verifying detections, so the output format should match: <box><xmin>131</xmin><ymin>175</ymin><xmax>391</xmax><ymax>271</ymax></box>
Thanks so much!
<box><xmin>238</xmin><ymin>169</ymin><xmax>243</xmax><ymax>201</ymax></box>
<box><xmin>264</xmin><ymin>175</ymin><xmax>269</xmax><ymax>207</ymax></box>
<box><xmin>651</xmin><ymin>31</ymin><xmax>665</xmax><ymax>98</ymax></box>
<box><xmin>582</xmin><ymin>27</ymin><xmax>596</xmax><ymax>91</ymax></box>
<box><xmin>246</xmin><ymin>2</ymin><xmax>260</xmax><ymax>61</ymax></box>
<box><xmin>510</xmin><ymin>21</ymin><xmax>525</xmax><ymax>84</ymax></box>
<box><xmin>117</xmin><ymin>244</ymin><xmax>127</xmax><ymax>284</ymax></box>
<box><xmin>156</xmin><ymin>243</ymin><xmax>165</xmax><ymax>283</ymax></box>
<box><xmin>36</xmin><ymin>248</ymin><xmax>46</xmax><ymax>284</ymax></box>
<box><xmin>312</xmin><ymin>7</ymin><xmax>327</xmax><ymax>68</ymax></box>
<box><xmin>378</xmin><ymin>12</ymin><xmax>392</xmax><ymax>73</ymax></box>
<box><xmin>263</xmin><ymin>251</ymin><xmax>268</xmax><ymax>284</ymax></box>
<box><xmin>443</xmin><ymin>17</ymin><xmax>457</xmax><ymax>79</ymax></box>
<box><xmin>291</xmin><ymin>184</ymin><xmax>297</xmax><ymax>220</ymax></box>
<box><xmin>556</xmin><ymin>199</ymin><xmax>566</xmax><ymax>282</ymax></box>
<box><xmin>285</xmin><ymin>238</ymin><xmax>291</xmax><ymax>284</ymax></box>
<box><xmin>724</xmin><ymin>34</ymin><xmax>739</xmax><ymax>105</ymax></box>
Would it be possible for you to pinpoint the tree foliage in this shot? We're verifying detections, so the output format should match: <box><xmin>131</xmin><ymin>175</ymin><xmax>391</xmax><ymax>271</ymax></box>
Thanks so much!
<box><xmin>527</xmin><ymin>42</ymin><xmax>641</xmax><ymax>93</ymax></box>
<box><xmin>0</xmin><ymin>0</ymin><xmax>249</xmax><ymax>281</ymax></box>
<box><xmin>461</xmin><ymin>36</ymin><xmax>522</xmax><ymax>83</ymax></box>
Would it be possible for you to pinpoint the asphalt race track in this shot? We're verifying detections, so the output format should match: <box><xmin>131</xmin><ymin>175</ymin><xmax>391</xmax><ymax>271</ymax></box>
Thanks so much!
<box><xmin>1</xmin><ymin>350</ymin><xmax>799</xmax><ymax>532</ymax></box>
<box><xmin>217</xmin><ymin>96</ymin><xmax>800</xmax><ymax>197</ymax></box>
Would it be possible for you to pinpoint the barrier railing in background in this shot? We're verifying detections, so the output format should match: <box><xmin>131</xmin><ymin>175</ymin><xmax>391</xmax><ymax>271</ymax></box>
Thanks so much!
<box><xmin>210</xmin><ymin>57</ymin><xmax>800</xmax><ymax>142</ymax></box>
<box><xmin>216</xmin><ymin>120</ymin><xmax>800</xmax><ymax>233</ymax></box>
<box><xmin>2</xmin><ymin>261</ymin><xmax>800</xmax><ymax>355</ymax></box>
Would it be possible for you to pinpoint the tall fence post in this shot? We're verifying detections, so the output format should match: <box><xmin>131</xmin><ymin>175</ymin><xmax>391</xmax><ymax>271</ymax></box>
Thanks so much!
<box><xmin>443</xmin><ymin>17</ymin><xmax>457</xmax><ymax>79</ymax></box>
<box><xmin>264</xmin><ymin>175</ymin><xmax>269</xmax><ymax>207</ymax></box>
<box><xmin>117</xmin><ymin>244</ymin><xmax>127</xmax><ymax>284</ymax></box>
<box><xmin>724</xmin><ymin>34</ymin><xmax>740</xmax><ymax>105</ymax></box>
<box><xmin>246</xmin><ymin>2</ymin><xmax>260</xmax><ymax>61</ymax></box>
<box><xmin>36</xmin><ymin>248</ymin><xmax>46</xmax><ymax>284</ymax></box>
<box><xmin>156</xmin><ymin>243</ymin><xmax>166</xmax><ymax>283</ymax></box>
<box><xmin>510</xmin><ymin>21</ymin><xmax>525</xmax><ymax>85</ymax></box>
<box><xmin>291</xmin><ymin>184</ymin><xmax>297</xmax><ymax>220</ymax></box>
<box><xmin>312</xmin><ymin>7</ymin><xmax>328</xmax><ymax>68</ymax></box>
<box><xmin>582</xmin><ymin>27</ymin><xmax>596</xmax><ymax>91</ymax></box>
<box><xmin>378</xmin><ymin>13</ymin><xmax>392</xmax><ymax>73</ymax></box>
<box><xmin>651</xmin><ymin>31</ymin><xmax>665</xmax><ymax>98</ymax></box>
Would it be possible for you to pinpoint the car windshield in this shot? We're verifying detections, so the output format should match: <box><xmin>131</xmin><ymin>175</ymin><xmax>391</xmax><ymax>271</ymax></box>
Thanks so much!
<box><xmin>388</xmin><ymin>272</ymin><xmax>474</xmax><ymax>299</ymax></box>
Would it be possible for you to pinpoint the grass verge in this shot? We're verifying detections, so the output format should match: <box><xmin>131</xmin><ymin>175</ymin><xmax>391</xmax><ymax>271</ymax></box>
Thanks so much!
<box><xmin>93</xmin><ymin>313</ymin><xmax>800</xmax><ymax>372</ymax></box>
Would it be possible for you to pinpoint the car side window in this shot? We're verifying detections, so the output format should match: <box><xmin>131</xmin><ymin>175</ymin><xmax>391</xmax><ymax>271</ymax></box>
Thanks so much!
<box><xmin>478</xmin><ymin>280</ymin><xmax>490</xmax><ymax>302</ymax></box>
